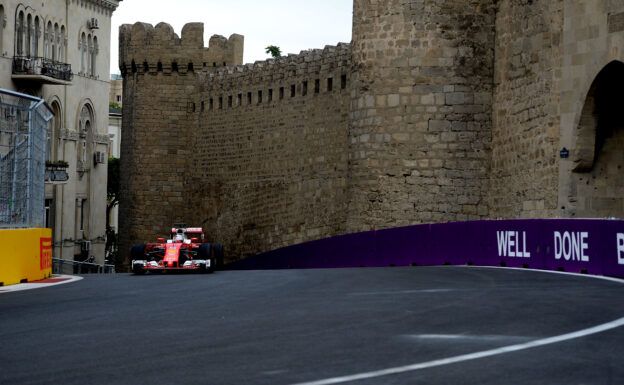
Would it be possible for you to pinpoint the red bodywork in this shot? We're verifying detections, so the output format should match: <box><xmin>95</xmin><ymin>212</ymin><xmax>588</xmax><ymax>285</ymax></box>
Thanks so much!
<box><xmin>142</xmin><ymin>228</ymin><xmax>206</xmax><ymax>271</ymax></box>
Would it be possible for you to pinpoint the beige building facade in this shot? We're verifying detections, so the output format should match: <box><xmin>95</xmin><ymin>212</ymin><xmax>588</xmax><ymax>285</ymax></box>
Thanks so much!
<box><xmin>0</xmin><ymin>0</ymin><xmax>120</xmax><ymax>264</ymax></box>
<box><xmin>119</xmin><ymin>0</ymin><xmax>624</xmax><ymax>262</ymax></box>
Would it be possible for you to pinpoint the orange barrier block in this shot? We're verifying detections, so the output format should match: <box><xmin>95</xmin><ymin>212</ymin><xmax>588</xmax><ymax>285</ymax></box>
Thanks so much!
<box><xmin>0</xmin><ymin>228</ymin><xmax>52</xmax><ymax>286</ymax></box>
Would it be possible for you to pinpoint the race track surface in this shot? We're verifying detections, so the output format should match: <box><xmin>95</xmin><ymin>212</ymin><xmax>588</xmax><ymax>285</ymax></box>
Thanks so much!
<box><xmin>1</xmin><ymin>266</ymin><xmax>623</xmax><ymax>385</ymax></box>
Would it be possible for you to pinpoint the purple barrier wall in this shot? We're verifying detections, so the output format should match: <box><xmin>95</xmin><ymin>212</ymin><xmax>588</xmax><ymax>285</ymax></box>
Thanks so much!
<box><xmin>226</xmin><ymin>219</ymin><xmax>624</xmax><ymax>278</ymax></box>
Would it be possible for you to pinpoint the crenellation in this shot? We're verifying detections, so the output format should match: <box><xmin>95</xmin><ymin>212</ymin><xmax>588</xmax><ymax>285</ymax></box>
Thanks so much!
<box><xmin>119</xmin><ymin>22</ymin><xmax>243</xmax><ymax>77</ymax></box>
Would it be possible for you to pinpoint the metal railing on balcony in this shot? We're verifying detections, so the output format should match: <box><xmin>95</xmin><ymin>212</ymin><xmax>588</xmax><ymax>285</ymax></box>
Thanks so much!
<box><xmin>12</xmin><ymin>56</ymin><xmax>73</xmax><ymax>82</ymax></box>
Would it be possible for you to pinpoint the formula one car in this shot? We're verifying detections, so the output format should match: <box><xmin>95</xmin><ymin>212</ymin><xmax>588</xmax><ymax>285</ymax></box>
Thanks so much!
<box><xmin>131</xmin><ymin>225</ymin><xmax>224</xmax><ymax>274</ymax></box>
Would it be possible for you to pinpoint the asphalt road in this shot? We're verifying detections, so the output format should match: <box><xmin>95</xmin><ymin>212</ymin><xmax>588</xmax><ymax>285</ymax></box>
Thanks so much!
<box><xmin>1</xmin><ymin>266</ymin><xmax>623</xmax><ymax>385</ymax></box>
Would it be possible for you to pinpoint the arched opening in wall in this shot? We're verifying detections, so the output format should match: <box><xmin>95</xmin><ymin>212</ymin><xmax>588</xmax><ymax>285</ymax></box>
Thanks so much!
<box><xmin>60</xmin><ymin>26</ymin><xmax>65</xmax><ymax>61</ymax></box>
<box><xmin>78</xmin><ymin>103</ymin><xmax>94</xmax><ymax>169</ymax></box>
<box><xmin>44</xmin><ymin>21</ymin><xmax>51</xmax><ymax>59</ymax></box>
<box><xmin>571</xmin><ymin>60</ymin><xmax>624</xmax><ymax>218</ymax></box>
<box><xmin>87</xmin><ymin>35</ymin><xmax>92</xmax><ymax>76</ymax></box>
<box><xmin>53</xmin><ymin>23</ymin><xmax>58</xmax><ymax>61</ymax></box>
<box><xmin>16</xmin><ymin>11</ymin><xmax>24</xmax><ymax>56</ymax></box>
<box><xmin>91</xmin><ymin>36</ymin><xmax>98</xmax><ymax>76</ymax></box>
<box><xmin>33</xmin><ymin>17</ymin><xmax>40</xmax><ymax>57</ymax></box>
<box><xmin>80</xmin><ymin>32</ymin><xmax>86</xmax><ymax>73</ymax></box>
<box><xmin>48</xmin><ymin>100</ymin><xmax>62</xmax><ymax>162</ymax></box>
<box><xmin>0</xmin><ymin>6</ymin><xmax>4</xmax><ymax>53</ymax></box>
<box><xmin>26</xmin><ymin>14</ymin><xmax>31</xmax><ymax>57</ymax></box>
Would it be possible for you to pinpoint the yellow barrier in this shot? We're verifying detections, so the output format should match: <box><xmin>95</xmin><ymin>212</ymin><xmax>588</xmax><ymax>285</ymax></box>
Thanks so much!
<box><xmin>0</xmin><ymin>228</ymin><xmax>52</xmax><ymax>286</ymax></box>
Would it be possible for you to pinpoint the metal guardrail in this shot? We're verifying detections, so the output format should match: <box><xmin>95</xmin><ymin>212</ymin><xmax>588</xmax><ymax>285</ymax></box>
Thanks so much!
<box><xmin>52</xmin><ymin>258</ymin><xmax>115</xmax><ymax>274</ymax></box>
<box><xmin>12</xmin><ymin>56</ymin><xmax>73</xmax><ymax>81</ymax></box>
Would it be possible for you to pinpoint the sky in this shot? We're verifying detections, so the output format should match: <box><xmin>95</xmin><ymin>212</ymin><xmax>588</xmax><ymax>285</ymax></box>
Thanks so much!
<box><xmin>110</xmin><ymin>0</ymin><xmax>353</xmax><ymax>75</ymax></box>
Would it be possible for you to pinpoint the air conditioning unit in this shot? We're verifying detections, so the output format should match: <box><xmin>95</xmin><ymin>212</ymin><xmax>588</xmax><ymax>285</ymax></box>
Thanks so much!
<box><xmin>88</xmin><ymin>18</ymin><xmax>99</xmax><ymax>29</ymax></box>
<box><xmin>81</xmin><ymin>240</ymin><xmax>91</xmax><ymax>252</ymax></box>
<box><xmin>93</xmin><ymin>151</ymin><xmax>106</xmax><ymax>165</ymax></box>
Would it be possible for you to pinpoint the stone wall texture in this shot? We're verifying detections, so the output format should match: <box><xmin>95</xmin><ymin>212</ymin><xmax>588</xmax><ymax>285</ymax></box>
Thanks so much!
<box><xmin>119</xmin><ymin>0</ymin><xmax>624</xmax><ymax>262</ymax></box>
<box><xmin>489</xmin><ymin>0</ymin><xmax>563</xmax><ymax>218</ymax></box>
<box><xmin>348</xmin><ymin>0</ymin><xmax>495</xmax><ymax>231</ymax></box>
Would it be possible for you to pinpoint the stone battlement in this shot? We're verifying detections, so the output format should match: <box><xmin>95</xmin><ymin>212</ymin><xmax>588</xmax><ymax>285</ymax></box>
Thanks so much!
<box><xmin>119</xmin><ymin>22</ymin><xmax>243</xmax><ymax>75</ymax></box>
<box><xmin>200</xmin><ymin>43</ymin><xmax>351</xmax><ymax>106</ymax></box>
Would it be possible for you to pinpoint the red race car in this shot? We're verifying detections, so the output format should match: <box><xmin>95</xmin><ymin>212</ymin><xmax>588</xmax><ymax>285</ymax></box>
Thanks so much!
<box><xmin>131</xmin><ymin>225</ymin><xmax>224</xmax><ymax>274</ymax></box>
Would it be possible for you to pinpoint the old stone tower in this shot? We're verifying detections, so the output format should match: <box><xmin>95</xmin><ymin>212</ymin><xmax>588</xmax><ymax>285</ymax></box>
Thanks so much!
<box><xmin>119</xmin><ymin>0</ymin><xmax>624</xmax><ymax>262</ymax></box>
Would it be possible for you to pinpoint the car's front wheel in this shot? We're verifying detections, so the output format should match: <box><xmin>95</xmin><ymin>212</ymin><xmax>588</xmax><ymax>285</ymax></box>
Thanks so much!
<box><xmin>198</xmin><ymin>243</ymin><xmax>214</xmax><ymax>273</ymax></box>
<box><xmin>131</xmin><ymin>244</ymin><xmax>147</xmax><ymax>275</ymax></box>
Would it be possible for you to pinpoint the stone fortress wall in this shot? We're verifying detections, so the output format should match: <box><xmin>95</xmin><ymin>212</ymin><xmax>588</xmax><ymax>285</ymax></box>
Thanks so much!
<box><xmin>347</xmin><ymin>0</ymin><xmax>495</xmax><ymax>232</ymax></box>
<box><xmin>119</xmin><ymin>0</ymin><xmax>624</xmax><ymax>261</ymax></box>
<box><xmin>190</xmin><ymin>45</ymin><xmax>352</xmax><ymax>257</ymax></box>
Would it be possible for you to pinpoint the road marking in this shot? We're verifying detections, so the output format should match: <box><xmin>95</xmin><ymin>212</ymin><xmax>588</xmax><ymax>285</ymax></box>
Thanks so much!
<box><xmin>404</xmin><ymin>334</ymin><xmax>533</xmax><ymax>344</ymax></box>
<box><xmin>292</xmin><ymin>267</ymin><xmax>624</xmax><ymax>385</ymax></box>
<box><xmin>0</xmin><ymin>275</ymin><xmax>82</xmax><ymax>294</ymax></box>
<box><xmin>349</xmin><ymin>289</ymin><xmax>455</xmax><ymax>296</ymax></box>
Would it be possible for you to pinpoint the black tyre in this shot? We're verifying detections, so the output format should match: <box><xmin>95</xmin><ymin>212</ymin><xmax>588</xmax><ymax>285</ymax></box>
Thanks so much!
<box><xmin>198</xmin><ymin>243</ymin><xmax>214</xmax><ymax>273</ymax></box>
<box><xmin>132</xmin><ymin>263</ymin><xmax>146</xmax><ymax>275</ymax></box>
<box><xmin>178</xmin><ymin>249</ymin><xmax>189</xmax><ymax>266</ymax></box>
<box><xmin>131</xmin><ymin>244</ymin><xmax>147</xmax><ymax>275</ymax></box>
<box><xmin>131</xmin><ymin>244</ymin><xmax>147</xmax><ymax>259</ymax></box>
<box><xmin>213</xmin><ymin>244</ymin><xmax>224</xmax><ymax>269</ymax></box>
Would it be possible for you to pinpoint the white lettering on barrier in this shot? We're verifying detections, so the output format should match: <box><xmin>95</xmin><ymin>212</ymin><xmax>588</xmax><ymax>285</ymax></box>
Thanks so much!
<box><xmin>554</xmin><ymin>231</ymin><xmax>589</xmax><ymax>262</ymax></box>
<box><xmin>496</xmin><ymin>231</ymin><xmax>530</xmax><ymax>258</ymax></box>
<box><xmin>618</xmin><ymin>233</ymin><xmax>624</xmax><ymax>265</ymax></box>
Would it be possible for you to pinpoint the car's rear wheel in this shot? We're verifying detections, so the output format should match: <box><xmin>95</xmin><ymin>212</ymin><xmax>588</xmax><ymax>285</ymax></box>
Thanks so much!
<box><xmin>213</xmin><ymin>244</ymin><xmax>224</xmax><ymax>269</ymax></box>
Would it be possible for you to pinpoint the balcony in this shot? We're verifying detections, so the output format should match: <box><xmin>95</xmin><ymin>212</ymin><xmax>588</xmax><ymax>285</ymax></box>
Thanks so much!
<box><xmin>12</xmin><ymin>57</ymin><xmax>73</xmax><ymax>85</ymax></box>
<box><xmin>45</xmin><ymin>161</ymin><xmax>69</xmax><ymax>184</ymax></box>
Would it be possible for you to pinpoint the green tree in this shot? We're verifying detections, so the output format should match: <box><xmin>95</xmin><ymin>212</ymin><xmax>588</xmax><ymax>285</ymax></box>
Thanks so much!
<box><xmin>109</xmin><ymin>101</ymin><xmax>121</xmax><ymax>110</ymax></box>
<box><xmin>265</xmin><ymin>45</ymin><xmax>282</xmax><ymax>58</ymax></box>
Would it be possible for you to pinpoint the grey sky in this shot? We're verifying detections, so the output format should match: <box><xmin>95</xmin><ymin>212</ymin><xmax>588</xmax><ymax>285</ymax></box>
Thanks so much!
<box><xmin>110</xmin><ymin>0</ymin><xmax>353</xmax><ymax>75</ymax></box>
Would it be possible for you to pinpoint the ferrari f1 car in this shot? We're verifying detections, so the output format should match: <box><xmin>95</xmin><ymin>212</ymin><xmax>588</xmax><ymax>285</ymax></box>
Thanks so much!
<box><xmin>131</xmin><ymin>225</ymin><xmax>224</xmax><ymax>274</ymax></box>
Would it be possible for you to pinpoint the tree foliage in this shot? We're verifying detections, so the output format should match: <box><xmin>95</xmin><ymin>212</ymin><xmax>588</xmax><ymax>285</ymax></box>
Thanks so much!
<box><xmin>265</xmin><ymin>45</ymin><xmax>282</xmax><ymax>58</ymax></box>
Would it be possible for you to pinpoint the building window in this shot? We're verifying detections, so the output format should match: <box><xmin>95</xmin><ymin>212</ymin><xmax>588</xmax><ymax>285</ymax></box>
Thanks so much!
<box><xmin>53</xmin><ymin>23</ymin><xmax>59</xmax><ymax>61</ymax></box>
<box><xmin>50</xmin><ymin>101</ymin><xmax>61</xmax><ymax>162</ymax></box>
<box><xmin>45</xmin><ymin>22</ymin><xmax>52</xmax><ymax>59</ymax></box>
<box><xmin>80</xmin><ymin>199</ymin><xmax>87</xmax><ymax>232</ymax></box>
<box><xmin>80</xmin><ymin>32</ymin><xmax>86</xmax><ymax>73</ymax></box>
<box><xmin>0</xmin><ymin>6</ymin><xmax>4</xmax><ymax>53</ymax></box>
<box><xmin>26</xmin><ymin>14</ymin><xmax>32</xmax><ymax>57</ymax></box>
<box><xmin>59</xmin><ymin>25</ymin><xmax>65</xmax><ymax>62</ymax></box>
<box><xmin>33</xmin><ymin>17</ymin><xmax>40</xmax><ymax>57</ymax></box>
<box><xmin>116</xmin><ymin>95</ymin><xmax>121</xmax><ymax>102</ymax></box>
<box><xmin>78</xmin><ymin>104</ymin><xmax>93</xmax><ymax>168</ymax></box>
<box><xmin>16</xmin><ymin>12</ymin><xmax>24</xmax><ymax>56</ymax></box>
<box><xmin>44</xmin><ymin>199</ymin><xmax>53</xmax><ymax>229</ymax></box>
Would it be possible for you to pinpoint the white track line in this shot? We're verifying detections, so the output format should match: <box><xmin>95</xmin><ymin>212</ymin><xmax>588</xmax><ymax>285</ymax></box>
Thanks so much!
<box><xmin>0</xmin><ymin>275</ymin><xmax>83</xmax><ymax>293</ymax></box>
<box><xmin>292</xmin><ymin>266</ymin><xmax>624</xmax><ymax>385</ymax></box>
